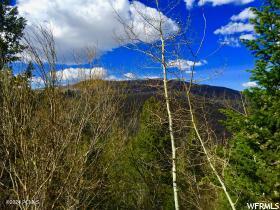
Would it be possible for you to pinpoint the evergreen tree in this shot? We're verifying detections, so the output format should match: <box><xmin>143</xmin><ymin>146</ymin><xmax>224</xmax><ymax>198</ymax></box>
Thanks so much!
<box><xmin>0</xmin><ymin>0</ymin><xmax>26</xmax><ymax>69</ymax></box>
<box><xmin>103</xmin><ymin>97</ymin><xmax>174</xmax><ymax>209</ymax></box>
<box><xmin>221</xmin><ymin>0</ymin><xmax>280</xmax><ymax>208</ymax></box>
<box><xmin>25</xmin><ymin>61</ymin><xmax>34</xmax><ymax>78</ymax></box>
<box><xmin>130</xmin><ymin>97</ymin><xmax>173</xmax><ymax>209</ymax></box>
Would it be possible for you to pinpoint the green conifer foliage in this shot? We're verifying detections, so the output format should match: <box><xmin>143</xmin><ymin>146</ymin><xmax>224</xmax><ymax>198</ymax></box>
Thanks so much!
<box><xmin>0</xmin><ymin>0</ymin><xmax>26</xmax><ymax>69</ymax></box>
<box><xmin>221</xmin><ymin>1</ymin><xmax>280</xmax><ymax>208</ymax></box>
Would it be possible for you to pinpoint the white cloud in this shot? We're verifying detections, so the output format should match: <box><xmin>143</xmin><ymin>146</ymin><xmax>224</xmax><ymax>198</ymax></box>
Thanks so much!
<box><xmin>186</xmin><ymin>0</ymin><xmax>254</xmax><ymax>9</ymax></box>
<box><xmin>18</xmin><ymin>0</ymin><xmax>178</xmax><ymax>62</ymax></box>
<box><xmin>56</xmin><ymin>67</ymin><xmax>107</xmax><ymax>82</ymax></box>
<box><xmin>168</xmin><ymin>59</ymin><xmax>207</xmax><ymax>71</ymax></box>
<box><xmin>198</xmin><ymin>0</ymin><xmax>254</xmax><ymax>6</ymax></box>
<box><xmin>141</xmin><ymin>75</ymin><xmax>161</xmax><ymax>79</ymax></box>
<box><xmin>239</xmin><ymin>33</ymin><xmax>255</xmax><ymax>40</ymax></box>
<box><xmin>214</xmin><ymin>22</ymin><xmax>254</xmax><ymax>35</ymax></box>
<box><xmin>31</xmin><ymin>76</ymin><xmax>45</xmax><ymax>88</ymax></box>
<box><xmin>220</xmin><ymin>36</ymin><xmax>240</xmax><ymax>47</ymax></box>
<box><xmin>127</xmin><ymin>2</ymin><xmax>179</xmax><ymax>42</ymax></box>
<box><xmin>214</xmin><ymin>8</ymin><xmax>256</xmax><ymax>47</ymax></box>
<box><xmin>106</xmin><ymin>75</ymin><xmax>118</xmax><ymax>80</ymax></box>
<box><xmin>31</xmin><ymin>67</ymin><xmax>108</xmax><ymax>87</ymax></box>
<box><xmin>242</xmin><ymin>81</ymin><xmax>257</xmax><ymax>87</ymax></box>
<box><xmin>184</xmin><ymin>0</ymin><xmax>196</xmax><ymax>9</ymax></box>
<box><xmin>231</xmin><ymin>7</ymin><xmax>256</xmax><ymax>21</ymax></box>
<box><xmin>123</xmin><ymin>72</ymin><xmax>136</xmax><ymax>79</ymax></box>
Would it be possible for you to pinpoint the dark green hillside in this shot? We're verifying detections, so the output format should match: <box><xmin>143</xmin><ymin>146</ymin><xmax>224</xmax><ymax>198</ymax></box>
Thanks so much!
<box><xmin>71</xmin><ymin>79</ymin><xmax>241</xmax><ymax>144</ymax></box>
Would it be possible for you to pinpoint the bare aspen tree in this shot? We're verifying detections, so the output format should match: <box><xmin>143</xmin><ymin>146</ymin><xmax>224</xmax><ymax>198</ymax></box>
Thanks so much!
<box><xmin>173</xmin><ymin>8</ymin><xmax>236</xmax><ymax>208</ymax></box>
<box><xmin>184</xmin><ymin>79</ymin><xmax>236</xmax><ymax>210</ymax></box>
<box><xmin>23</xmin><ymin>26</ymin><xmax>58</xmax><ymax>88</ymax></box>
<box><xmin>0</xmin><ymin>25</ymin><xmax>123</xmax><ymax>209</ymax></box>
<box><xmin>114</xmin><ymin>1</ymin><xmax>182</xmax><ymax>208</ymax></box>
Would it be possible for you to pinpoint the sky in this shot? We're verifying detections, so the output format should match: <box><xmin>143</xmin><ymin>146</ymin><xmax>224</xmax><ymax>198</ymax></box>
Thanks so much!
<box><xmin>12</xmin><ymin>0</ymin><xmax>262</xmax><ymax>90</ymax></box>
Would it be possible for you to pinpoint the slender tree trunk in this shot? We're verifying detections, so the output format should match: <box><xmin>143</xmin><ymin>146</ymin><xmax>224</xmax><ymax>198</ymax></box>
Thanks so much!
<box><xmin>160</xmin><ymin>35</ymin><xmax>179</xmax><ymax>210</ymax></box>
<box><xmin>186</xmin><ymin>90</ymin><xmax>236</xmax><ymax>210</ymax></box>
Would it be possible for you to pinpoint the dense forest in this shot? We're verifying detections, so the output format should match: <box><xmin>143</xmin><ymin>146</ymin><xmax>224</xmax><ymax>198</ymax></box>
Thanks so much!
<box><xmin>0</xmin><ymin>0</ymin><xmax>279</xmax><ymax>209</ymax></box>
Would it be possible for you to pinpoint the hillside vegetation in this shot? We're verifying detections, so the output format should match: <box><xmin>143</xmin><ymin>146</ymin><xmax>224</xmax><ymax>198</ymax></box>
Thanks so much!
<box><xmin>0</xmin><ymin>0</ymin><xmax>279</xmax><ymax>209</ymax></box>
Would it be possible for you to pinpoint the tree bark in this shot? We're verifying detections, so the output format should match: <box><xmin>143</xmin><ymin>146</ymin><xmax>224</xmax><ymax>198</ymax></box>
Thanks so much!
<box><xmin>160</xmin><ymin>35</ymin><xmax>179</xmax><ymax>210</ymax></box>
<box><xmin>186</xmin><ymin>90</ymin><xmax>236</xmax><ymax>210</ymax></box>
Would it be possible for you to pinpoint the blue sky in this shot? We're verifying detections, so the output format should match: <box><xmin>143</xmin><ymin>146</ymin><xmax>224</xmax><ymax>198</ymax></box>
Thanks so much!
<box><xmin>13</xmin><ymin>0</ymin><xmax>262</xmax><ymax>90</ymax></box>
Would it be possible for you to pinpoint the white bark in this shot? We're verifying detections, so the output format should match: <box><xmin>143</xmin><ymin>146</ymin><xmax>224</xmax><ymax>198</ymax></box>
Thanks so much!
<box><xmin>186</xmin><ymin>90</ymin><xmax>236</xmax><ymax>210</ymax></box>
<box><xmin>160</xmin><ymin>35</ymin><xmax>179</xmax><ymax>210</ymax></box>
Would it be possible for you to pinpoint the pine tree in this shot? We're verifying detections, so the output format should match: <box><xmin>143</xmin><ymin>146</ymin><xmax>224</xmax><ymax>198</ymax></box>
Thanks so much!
<box><xmin>0</xmin><ymin>0</ymin><xmax>26</xmax><ymax>69</ymax></box>
<box><xmin>104</xmin><ymin>97</ymin><xmax>174</xmax><ymax>209</ymax></box>
<box><xmin>222</xmin><ymin>0</ymin><xmax>280</xmax><ymax>208</ymax></box>
<box><xmin>130</xmin><ymin>97</ymin><xmax>174</xmax><ymax>209</ymax></box>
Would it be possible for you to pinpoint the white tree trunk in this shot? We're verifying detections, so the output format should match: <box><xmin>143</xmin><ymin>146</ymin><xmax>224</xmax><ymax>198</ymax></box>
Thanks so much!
<box><xmin>160</xmin><ymin>36</ymin><xmax>179</xmax><ymax>210</ymax></box>
<box><xmin>186</xmin><ymin>92</ymin><xmax>236</xmax><ymax>210</ymax></box>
